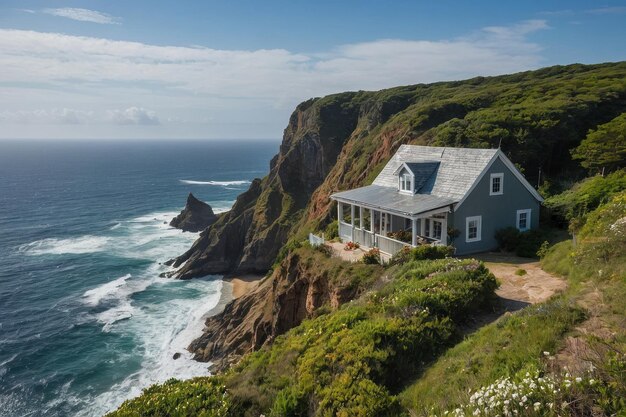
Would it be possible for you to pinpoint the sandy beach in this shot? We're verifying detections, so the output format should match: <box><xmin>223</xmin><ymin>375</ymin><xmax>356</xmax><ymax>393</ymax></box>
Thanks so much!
<box><xmin>224</xmin><ymin>274</ymin><xmax>264</xmax><ymax>299</ymax></box>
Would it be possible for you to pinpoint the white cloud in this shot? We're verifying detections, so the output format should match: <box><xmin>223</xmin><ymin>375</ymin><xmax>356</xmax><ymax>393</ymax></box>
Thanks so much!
<box><xmin>42</xmin><ymin>8</ymin><xmax>121</xmax><ymax>24</ymax></box>
<box><xmin>107</xmin><ymin>107</ymin><xmax>160</xmax><ymax>125</ymax></box>
<box><xmin>585</xmin><ymin>6</ymin><xmax>626</xmax><ymax>15</ymax></box>
<box><xmin>0</xmin><ymin>107</ymin><xmax>159</xmax><ymax>125</ymax></box>
<box><xmin>0</xmin><ymin>108</ymin><xmax>94</xmax><ymax>124</ymax></box>
<box><xmin>0</xmin><ymin>20</ymin><xmax>548</xmax><ymax>138</ymax></box>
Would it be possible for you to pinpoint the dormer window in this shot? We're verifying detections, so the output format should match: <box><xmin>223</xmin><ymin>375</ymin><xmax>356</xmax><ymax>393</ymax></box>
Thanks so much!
<box><xmin>399</xmin><ymin>172</ymin><xmax>412</xmax><ymax>192</ymax></box>
<box><xmin>490</xmin><ymin>173</ymin><xmax>504</xmax><ymax>196</ymax></box>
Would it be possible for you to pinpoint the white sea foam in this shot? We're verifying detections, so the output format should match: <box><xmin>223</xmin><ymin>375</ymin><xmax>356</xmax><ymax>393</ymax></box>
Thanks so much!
<box><xmin>82</xmin><ymin>274</ymin><xmax>132</xmax><ymax>307</ymax></box>
<box><xmin>19</xmin><ymin>236</ymin><xmax>112</xmax><ymax>255</ymax></box>
<box><xmin>179</xmin><ymin>179</ymin><xmax>250</xmax><ymax>186</ymax></box>
<box><xmin>76</xmin><ymin>278</ymin><xmax>223</xmax><ymax>417</ymax></box>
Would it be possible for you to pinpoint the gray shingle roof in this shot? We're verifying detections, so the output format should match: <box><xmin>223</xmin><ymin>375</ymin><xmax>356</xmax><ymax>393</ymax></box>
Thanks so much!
<box><xmin>373</xmin><ymin>145</ymin><xmax>498</xmax><ymax>200</ymax></box>
<box><xmin>331</xmin><ymin>185</ymin><xmax>456</xmax><ymax>217</ymax></box>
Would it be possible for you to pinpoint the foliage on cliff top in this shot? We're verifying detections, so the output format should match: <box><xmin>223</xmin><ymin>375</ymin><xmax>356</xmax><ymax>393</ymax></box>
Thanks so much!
<box><xmin>543</xmin><ymin>169</ymin><xmax>626</xmax><ymax>228</ymax></box>
<box><xmin>572</xmin><ymin>112</ymin><xmax>626</xmax><ymax>173</ymax></box>
<box><xmin>107</xmin><ymin>258</ymin><xmax>497</xmax><ymax>417</ymax></box>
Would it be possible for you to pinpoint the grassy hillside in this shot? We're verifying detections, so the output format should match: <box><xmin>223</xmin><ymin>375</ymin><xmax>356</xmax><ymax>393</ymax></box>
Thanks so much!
<box><xmin>401</xmin><ymin>176</ymin><xmax>626</xmax><ymax>416</ymax></box>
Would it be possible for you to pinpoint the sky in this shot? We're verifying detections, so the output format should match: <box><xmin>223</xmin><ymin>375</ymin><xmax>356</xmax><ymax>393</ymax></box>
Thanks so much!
<box><xmin>1</xmin><ymin>1</ymin><xmax>625</xmax><ymax>140</ymax></box>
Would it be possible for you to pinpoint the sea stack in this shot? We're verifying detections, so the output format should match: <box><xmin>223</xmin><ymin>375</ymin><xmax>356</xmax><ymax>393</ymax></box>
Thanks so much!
<box><xmin>170</xmin><ymin>193</ymin><xmax>217</xmax><ymax>232</ymax></box>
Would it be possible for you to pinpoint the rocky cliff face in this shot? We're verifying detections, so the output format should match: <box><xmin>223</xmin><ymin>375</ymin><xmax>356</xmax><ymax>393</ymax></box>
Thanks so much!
<box><xmin>188</xmin><ymin>248</ymin><xmax>381</xmax><ymax>371</ymax></box>
<box><xmin>170</xmin><ymin>193</ymin><xmax>217</xmax><ymax>232</ymax></box>
<box><xmin>172</xmin><ymin>95</ymin><xmax>363</xmax><ymax>278</ymax></box>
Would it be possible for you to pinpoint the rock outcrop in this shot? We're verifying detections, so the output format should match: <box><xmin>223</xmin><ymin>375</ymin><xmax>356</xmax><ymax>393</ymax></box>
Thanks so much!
<box><xmin>170</xmin><ymin>193</ymin><xmax>218</xmax><ymax>232</ymax></box>
<box><xmin>188</xmin><ymin>248</ymin><xmax>376</xmax><ymax>371</ymax></box>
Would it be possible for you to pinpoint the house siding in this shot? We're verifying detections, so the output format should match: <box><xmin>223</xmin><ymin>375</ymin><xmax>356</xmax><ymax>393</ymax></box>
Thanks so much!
<box><xmin>451</xmin><ymin>157</ymin><xmax>540</xmax><ymax>255</ymax></box>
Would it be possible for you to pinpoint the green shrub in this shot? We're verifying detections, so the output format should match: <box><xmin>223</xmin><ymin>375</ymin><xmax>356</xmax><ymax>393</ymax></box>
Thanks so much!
<box><xmin>362</xmin><ymin>248</ymin><xmax>381</xmax><ymax>264</ymax></box>
<box><xmin>495</xmin><ymin>227</ymin><xmax>521</xmax><ymax>251</ymax></box>
<box><xmin>324</xmin><ymin>220</ymin><xmax>339</xmax><ymax>240</ymax></box>
<box><xmin>412</xmin><ymin>245</ymin><xmax>455</xmax><ymax>260</ymax></box>
<box><xmin>515</xmin><ymin>230</ymin><xmax>546</xmax><ymax>258</ymax></box>
<box><xmin>495</xmin><ymin>227</ymin><xmax>547</xmax><ymax>258</ymax></box>
<box><xmin>105</xmin><ymin>377</ymin><xmax>232</xmax><ymax>417</ymax></box>
<box><xmin>515</xmin><ymin>268</ymin><xmax>527</xmax><ymax>276</ymax></box>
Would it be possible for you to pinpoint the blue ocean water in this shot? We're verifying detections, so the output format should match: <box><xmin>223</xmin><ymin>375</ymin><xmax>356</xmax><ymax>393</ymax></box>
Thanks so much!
<box><xmin>0</xmin><ymin>139</ymin><xmax>278</xmax><ymax>417</ymax></box>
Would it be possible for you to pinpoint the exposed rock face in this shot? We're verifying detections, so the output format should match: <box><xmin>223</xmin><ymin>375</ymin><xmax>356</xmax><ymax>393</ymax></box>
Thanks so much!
<box><xmin>172</xmin><ymin>95</ymin><xmax>362</xmax><ymax>278</ymax></box>
<box><xmin>188</xmin><ymin>250</ymin><xmax>363</xmax><ymax>371</ymax></box>
<box><xmin>170</xmin><ymin>193</ymin><xmax>218</xmax><ymax>232</ymax></box>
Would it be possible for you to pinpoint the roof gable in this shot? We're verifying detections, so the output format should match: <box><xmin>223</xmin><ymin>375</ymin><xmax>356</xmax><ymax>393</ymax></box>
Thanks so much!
<box><xmin>373</xmin><ymin>145</ymin><xmax>499</xmax><ymax>201</ymax></box>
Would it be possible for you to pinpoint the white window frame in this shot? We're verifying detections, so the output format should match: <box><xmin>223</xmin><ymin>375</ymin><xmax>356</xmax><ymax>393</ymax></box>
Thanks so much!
<box><xmin>490</xmin><ymin>173</ymin><xmax>504</xmax><ymax>196</ymax></box>
<box><xmin>516</xmin><ymin>209</ymin><xmax>532</xmax><ymax>232</ymax></box>
<box><xmin>399</xmin><ymin>171</ymin><xmax>413</xmax><ymax>193</ymax></box>
<box><xmin>465</xmin><ymin>215</ymin><xmax>482</xmax><ymax>243</ymax></box>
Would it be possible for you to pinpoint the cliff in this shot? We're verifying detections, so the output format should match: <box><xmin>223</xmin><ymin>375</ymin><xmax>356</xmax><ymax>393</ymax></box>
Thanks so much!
<box><xmin>172</xmin><ymin>62</ymin><xmax>626</xmax><ymax>279</ymax></box>
<box><xmin>188</xmin><ymin>246</ymin><xmax>383</xmax><ymax>370</ymax></box>
<box><xmin>170</xmin><ymin>193</ymin><xmax>217</xmax><ymax>232</ymax></box>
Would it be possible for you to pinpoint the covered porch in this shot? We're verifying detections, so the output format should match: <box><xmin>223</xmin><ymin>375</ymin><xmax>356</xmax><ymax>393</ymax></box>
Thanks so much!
<box><xmin>331</xmin><ymin>185</ymin><xmax>456</xmax><ymax>257</ymax></box>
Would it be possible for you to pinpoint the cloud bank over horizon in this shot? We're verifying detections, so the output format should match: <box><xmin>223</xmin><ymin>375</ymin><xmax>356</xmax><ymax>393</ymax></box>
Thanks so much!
<box><xmin>0</xmin><ymin>20</ymin><xmax>548</xmax><ymax>139</ymax></box>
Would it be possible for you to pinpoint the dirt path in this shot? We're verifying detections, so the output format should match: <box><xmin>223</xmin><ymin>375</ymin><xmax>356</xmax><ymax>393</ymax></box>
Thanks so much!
<box><xmin>474</xmin><ymin>253</ymin><xmax>567</xmax><ymax>311</ymax></box>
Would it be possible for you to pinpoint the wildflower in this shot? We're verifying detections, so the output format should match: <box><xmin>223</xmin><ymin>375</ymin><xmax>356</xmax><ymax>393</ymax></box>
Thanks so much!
<box><xmin>533</xmin><ymin>402</ymin><xmax>541</xmax><ymax>411</ymax></box>
<box><xmin>543</xmin><ymin>351</ymin><xmax>550</xmax><ymax>356</ymax></box>
<box><xmin>575</xmin><ymin>377</ymin><xmax>582</xmax><ymax>383</ymax></box>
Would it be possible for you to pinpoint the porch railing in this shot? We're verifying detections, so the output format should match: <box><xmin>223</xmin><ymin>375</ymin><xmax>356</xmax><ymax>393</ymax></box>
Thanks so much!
<box><xmin>375</xmin><ymin>234</ymin><xmax>411</xmax><ymax>256</ymax></box>
<box><xmin>353</xmin><ymin>228</ymin><xmax>374</xmax><ymax>248</ymax></box>
<box><xmin>338</xmin><ymin>221</ymin><xmax>353</xmax><ymax>241</ymax></box>
<box><xmin>309</xmin><ymin>233</ymin><xmax>325</xmax><ymax>247</ymax></box>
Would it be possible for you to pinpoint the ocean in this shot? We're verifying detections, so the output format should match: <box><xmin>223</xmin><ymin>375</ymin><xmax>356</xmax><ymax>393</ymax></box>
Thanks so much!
<box><xmin>0</xmin><ymin>139</ymin><xmax>278</xmax><ymax>417</ymax></box>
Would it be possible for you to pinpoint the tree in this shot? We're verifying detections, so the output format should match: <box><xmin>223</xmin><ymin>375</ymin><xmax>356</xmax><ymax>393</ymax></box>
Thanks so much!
<box><xmin>572</xmin><ymin>113</ymin><xmax>626</xmax><ymax>173</ymax></box>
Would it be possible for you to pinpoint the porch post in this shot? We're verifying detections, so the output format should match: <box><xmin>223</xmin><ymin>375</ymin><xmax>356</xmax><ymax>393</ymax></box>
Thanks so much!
<box><xmin>359</xmin><ymin>206</ymin><xmax>364</xmax><ymax>230</ymax></box>
<box><xmin>379</xmin><ymin>211</ymin><xmax>383</xmax><ymax>236</ymax></box>
<box><xmin>350</xmin><ymin>204</ymin><xmax>355</xmax><ymax>241</ymax></box>
<box><xmin>441</xmin><ymin>216</ymin><xmax>448</xmax><ymax>245</ymax></box>
<box><xmin>411</xmin><ymin>218</ymin><xmax>417</xmax><ymax>246</ymax></box>
<box><xmin>337</xmin><ymin>202</ymin><xmax>343</xmax><ymax>222</ymax></box>
<box><xmin>420</xmin><ymin>217</ymin><xmax>425</xmax><ymax>236</ymax></box>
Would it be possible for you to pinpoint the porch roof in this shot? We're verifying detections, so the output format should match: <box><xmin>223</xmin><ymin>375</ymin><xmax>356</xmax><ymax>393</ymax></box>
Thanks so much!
<box><xmin>331</xmin><ymin>185</ymin><xmax>457</xmax><ymax>217</ymax></box>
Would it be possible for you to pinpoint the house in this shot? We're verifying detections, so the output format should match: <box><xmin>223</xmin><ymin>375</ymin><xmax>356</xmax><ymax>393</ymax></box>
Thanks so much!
<box><xmin>330</xmin><ymin>145</ymin><xmax>543</xmax><ymax>256</ymax></box>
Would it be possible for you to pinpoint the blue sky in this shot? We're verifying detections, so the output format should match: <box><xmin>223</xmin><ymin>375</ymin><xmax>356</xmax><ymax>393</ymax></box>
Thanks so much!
<box><xmin>1</xmin><ymin>0</ymin><xmax>625</xmax><ymax>139</ymax></box>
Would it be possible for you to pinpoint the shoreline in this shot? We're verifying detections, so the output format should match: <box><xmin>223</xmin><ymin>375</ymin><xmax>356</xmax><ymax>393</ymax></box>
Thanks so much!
<box><xmin>223</xmin><ymin>274</ymin><xmax>264</xmax><ymax>299</ymax></box>
<box><xmin>199</xmin><ymin>274</ymin><xmax>264</xmax><ymax>321</ymax></box>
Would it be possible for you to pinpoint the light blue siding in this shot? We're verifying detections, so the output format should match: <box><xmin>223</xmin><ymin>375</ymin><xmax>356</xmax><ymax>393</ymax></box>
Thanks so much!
<box><xmin>451</xmin><ymin>157</ymin><xmax>541</xmax><ymax>255</ymax></box>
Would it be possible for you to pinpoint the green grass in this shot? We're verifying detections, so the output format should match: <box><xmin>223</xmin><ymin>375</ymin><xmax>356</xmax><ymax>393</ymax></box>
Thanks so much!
<box><xmin>399</xmin><ymin>299</ymin><xmax>586</xmax><ymax>415</ymax></box>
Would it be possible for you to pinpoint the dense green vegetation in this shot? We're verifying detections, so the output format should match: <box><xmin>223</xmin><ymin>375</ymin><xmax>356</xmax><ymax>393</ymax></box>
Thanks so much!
<box><xmin>108</xmin><ymin>257</ymin><xmax>497</xmax><ymax>417</ymax></box>
<box><xmin>400</xmin><ymin>176</ymin><xmax>626</xmax><ymax>416</ymax></box>
<box><xmin>572</xmin><ymin>113</ymin><xmax>626</xmax><ymax>173</ymax></box>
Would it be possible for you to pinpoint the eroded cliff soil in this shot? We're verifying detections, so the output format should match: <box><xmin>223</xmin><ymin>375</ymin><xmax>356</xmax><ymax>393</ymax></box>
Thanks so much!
<box><xmin>188</xmin><ymin>247</ymin><xmax>383</xmax><ymax>370</ymax></box>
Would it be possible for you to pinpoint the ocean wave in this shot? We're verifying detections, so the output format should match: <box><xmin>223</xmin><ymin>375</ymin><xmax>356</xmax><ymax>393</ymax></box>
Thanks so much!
<box><xmin>18</xmin><ymin>236</ymin><xmax>112</xmax><ymax>255</ymax></box>
<box><xmin>179</xmin><ymin>179</ymin><xmax>250</xmax><ymax>186</ymax></box>
<box><xmin>75</xmin><ymin>278</ymin><xmax>223</xmax><ymax>417</ymax></box>
<box><xmin>82</xmin><ymin>274</ymin><xmax>132</xmax><ymax>307</ymax></box>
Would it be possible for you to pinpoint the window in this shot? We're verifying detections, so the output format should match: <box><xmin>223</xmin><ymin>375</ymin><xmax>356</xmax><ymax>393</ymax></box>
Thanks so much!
<box><xmin>399</xmin><ymin>172</ymin><xmax>412</xmax><ymax>192</ymax></box>
<box><xmin>516</xmin><ymin>209</ymin><xmax>531</xmax><ymax>232</ymax></box>
<box><xmin>490</xmin><ymin>173</ymin><xmax>504</xmax><ymax>196</ymax></box>
<box><xmin>432</xmin><ymin>220</ymin><xmax>442</xmax><ymax>240</ymax></box>
<box><xmin>466</xmin><ymin>216</ymin><xmax>482</xmax><ymax>243</ymax></box>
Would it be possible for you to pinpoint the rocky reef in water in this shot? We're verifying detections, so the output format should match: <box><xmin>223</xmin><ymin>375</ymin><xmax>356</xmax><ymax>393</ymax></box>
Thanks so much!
<box><xmin>170</xmin><ymin>193</ymin><xmax>217</xmax><ymax>232</ymax></box>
